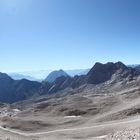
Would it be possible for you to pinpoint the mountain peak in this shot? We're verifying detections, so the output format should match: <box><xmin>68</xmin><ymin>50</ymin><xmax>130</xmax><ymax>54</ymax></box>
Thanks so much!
<box><xmin>91</xmin><ymin>62</ymin><xmax>127</xmax><ymax>72</ymax></box>
<box><xmin>86</xmin><ymin>62</ymin><xmax>132</xmax><ymax>84</ymax></box>
<box><xmin>115</xmin><ymin>61</ymin><xmax>127</xmax><ymax>69</ymax></box>
<box><xmin>59</xmin><ymin>69</ymin><xmax>64</xmax><ymax>72</ymax></box>
<box><xmin>0</xmin><ymin>72</ymin><xmax>13</xmax><ymax>81</ymax></box>
<box><xmin>45</xmin><ymin>69</ymin><xmax>69</xmax><ymax>83</ymax></box>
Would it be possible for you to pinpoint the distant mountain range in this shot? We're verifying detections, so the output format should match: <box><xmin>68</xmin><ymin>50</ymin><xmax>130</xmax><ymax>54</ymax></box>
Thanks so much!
<box><xmin>8</xmin><ymin>73</ymin><xmax>38</xmax><ymax>81</ymax></box>
<box><xmin>0</xmin><ymin>62</ymin><xmax>139</xmax><ymax>103</ymax></box>
<box><xmin>9</xmin><ymin>65</ymin><xmax>138</xmax><ymax>81</ymax></box>
<box><xmin>9</xmin><ymin>69</ymin><xmax>90</xmax><ymax>81</ymax></box>
<box><xmin>66</xmin><ymin>69</ymin><xmax>90</xmax><ymax>77</ymax></box>
<box><xmin>9</xmin><ymin>70</ymin><xmax>52</xmax><ymax>80</ymax></box>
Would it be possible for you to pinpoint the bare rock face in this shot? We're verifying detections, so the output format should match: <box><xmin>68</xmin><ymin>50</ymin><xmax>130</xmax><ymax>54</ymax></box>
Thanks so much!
<box><xmin>41</xmin><ymin>62</ymin><xmax>139</xmax><ymax>95</ymax></box>
<box><xmin>86</xmin><ymin>62</ymin><xmax>137</xmax><ymax>84</ymax></box>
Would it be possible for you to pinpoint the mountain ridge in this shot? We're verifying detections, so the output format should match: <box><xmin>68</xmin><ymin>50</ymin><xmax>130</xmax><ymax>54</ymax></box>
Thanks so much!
<box><xmin>0</xmin><ymin>73</ymin><xmax>41</xmax><ymax>103</ymax></box>
<box><xmin>40</xmin><ymin>61</ymin><xmax>139</xmax><ymax>95</ymax></box>
<box><xmin>0</xmin><ymin>61</ymin><xmax>139</xmax><ymax>103</ymax></box>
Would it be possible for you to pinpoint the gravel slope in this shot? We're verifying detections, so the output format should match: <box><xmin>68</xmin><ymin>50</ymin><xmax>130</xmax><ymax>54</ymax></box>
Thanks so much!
<box><xmin>103</xmin><ymin>128</ymin><xmax>140</xmax><ymax>140</ymax></box>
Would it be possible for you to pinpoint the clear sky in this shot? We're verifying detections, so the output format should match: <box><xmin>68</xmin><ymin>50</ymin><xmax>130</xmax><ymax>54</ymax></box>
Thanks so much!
<box><xmin>0</xmin><ymin>0</ymin><xmax>140</xmax><ymax>72</ymax></box>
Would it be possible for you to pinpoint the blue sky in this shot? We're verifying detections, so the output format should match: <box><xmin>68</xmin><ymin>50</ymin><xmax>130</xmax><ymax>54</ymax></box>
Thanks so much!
<box><xmin>0</xmin><ymin>0</ymin><xmax>140</xmax><ymax>72</ymax></box>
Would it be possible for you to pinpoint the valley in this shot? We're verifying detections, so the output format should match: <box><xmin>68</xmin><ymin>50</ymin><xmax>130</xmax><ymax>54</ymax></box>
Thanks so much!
<box><xmin>0</xmin><ymin>62</ymin><xmax>140</xmax><ymax>139</ymax></box>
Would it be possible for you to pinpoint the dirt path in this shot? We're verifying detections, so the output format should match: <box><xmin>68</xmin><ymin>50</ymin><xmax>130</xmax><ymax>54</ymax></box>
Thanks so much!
<box><xmin>1</xmin><ymin>117</ymin><xmax>140</xmax><ymax>138</ymax></box>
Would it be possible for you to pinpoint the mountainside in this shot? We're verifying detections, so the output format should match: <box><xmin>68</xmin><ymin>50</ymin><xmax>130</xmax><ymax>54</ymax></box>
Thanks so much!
<box><xmin>0</xmin><ymin>62</ymin><xmax>140</xmax><ymax>139</ymax></box>
<box><xmin>41</xmin><ymin>62</ymin><xmax>139</xmax><ymax>95</ymax></box>
<box><xmin>0</xmin><ymin>62</ymin><xmax>139</xmax><ymax>103</ymax></box>
<box><xmin>135</xmin><ymin>65</ymin><xmax>140</xmax><ymax>70</ymax></box>
<box><xmin>0</xmin><ymin>73</ymin><xmax>41</xmax><ymax>103</ymax></box>
<box><xmin>86</xmin><ymin>62</ymin><xmax>138</xmax><ymax>84</ymax></box>
<box><xmin>44</xmin><ymin>69</ymin><xmax>70</xmax><ymax>83</ymax></box>
<box><xmin>9</xmin><ymin>67</ymin><xmax>140</xmax><ymax>140</ymax></box>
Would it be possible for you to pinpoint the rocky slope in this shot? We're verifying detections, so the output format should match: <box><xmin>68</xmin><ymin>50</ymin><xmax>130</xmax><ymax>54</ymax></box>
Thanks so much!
<box><xmin>0</xmin><ymin>62</ymin><xmax>140</xmax><ymax>139</ymax></box>
<box><xmin>0</xmin><ymin>73</ymin><xmax>41</xmax><ymax>103</ymax></box>
<box><xmin>41</xmin><ymin>62</ymin><xmax>139</xmax><ymax>95</ymax></box>
<box><xmin>135</xmin><ymin>65</ymin><xmax>140</xmax><ymax>71</ymax></box>
<box><xmin>103</xmin><ymin>128</ymin><xmax>140</xmax><ymax>140</ymax></box>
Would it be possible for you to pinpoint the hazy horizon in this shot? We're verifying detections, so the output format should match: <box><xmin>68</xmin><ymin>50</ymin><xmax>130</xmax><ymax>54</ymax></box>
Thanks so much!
<box><xmin>3</xmin><ymin>62</ymin><xmax>139</xmax><ymax>73</ymax></box>
<box><xmin>0</xmin><ymin>0</ymin><xmax>140</xmax><ymax>72</ymax></box>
